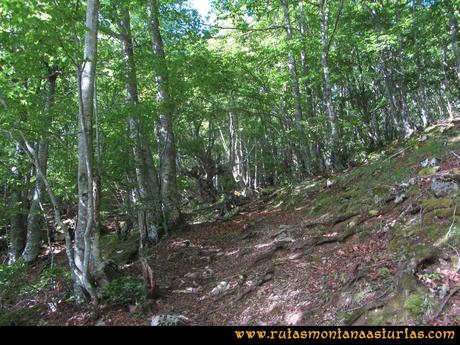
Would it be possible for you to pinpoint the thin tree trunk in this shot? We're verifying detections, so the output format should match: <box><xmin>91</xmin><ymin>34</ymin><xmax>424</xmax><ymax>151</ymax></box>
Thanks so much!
<box><xmin>8</xmin><ymin>142</ymin><xmax>27</xmax><ymax>264</ymax></box>
<box><xmin>16</xmin><ymin>133</ymin><xmax>82</xmax><ymax>305</ymax></box>
<box><xmin>412</xmin><ymin>1</ymin><xmax>432</xmax><ymax>128</ymax></box>
<box><xmin>319</xmin><ymin>0</ymin><xmax>340</xmax><ymax>169</ymax></box>
<box><xmin>75</xmin><ymin>0</ymin><xmax>101</xmax><ymax>304</ymax></box>
<box><xmin>448</xmin><ymin>4</ymin><xmax>460</xmax><ymax>88</ymax></box>
<box><xmin>281</xmin><ymin>0</ymin><xmax>311</xmax><ymax>174</ymax></box>
<box><xmin>22</xmin><ymin>71</ymin><xmax>56</xmax><ymax>263</ymax></box>
<box><xmin>394</xmin><ymin>4</ymin><xmax>413</xmax><ymax>137</ymax></box>
<box><xmin>298</xmin><ymin>0</ymin><xmax>319</xmax><ymax>173</ymax></box>
<box><xmin>21</xmin><ymin>140</ymin><xmax>48</xmax><ymax>262</ymax></box>
<box><xmin>229</xmin><ymin>111</ymin><xmax>245</xmax><ymax>191</ymax></box>
<box><xmin>147</xmin><ymin>0</ymin><xmax>182</xmax><ymax>234</ymax></box>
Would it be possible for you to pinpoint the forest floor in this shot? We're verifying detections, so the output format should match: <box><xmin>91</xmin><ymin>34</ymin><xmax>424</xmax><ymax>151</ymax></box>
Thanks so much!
<box><xmin>1</xmin><ymin>118</ymin><xmax>460</xmax><ymax>326</ymax></box>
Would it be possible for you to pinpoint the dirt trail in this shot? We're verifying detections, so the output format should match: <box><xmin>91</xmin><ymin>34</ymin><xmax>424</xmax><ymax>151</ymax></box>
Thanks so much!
<box><xmin>150</xmin><ymin>197</ymin><xmax>458</xmax><ymax>325</ymax></box>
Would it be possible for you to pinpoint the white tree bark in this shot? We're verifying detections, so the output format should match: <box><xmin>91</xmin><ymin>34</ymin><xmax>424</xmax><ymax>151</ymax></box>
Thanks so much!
<box><xmin>75</xmin><ymin>0</ymin><xmax>101</xmax><ymax>304</ymax></box>
<box><xmin>147</xmin><ymin>0</ymin><xmax>182</xmax><ymax>234</ymax></box>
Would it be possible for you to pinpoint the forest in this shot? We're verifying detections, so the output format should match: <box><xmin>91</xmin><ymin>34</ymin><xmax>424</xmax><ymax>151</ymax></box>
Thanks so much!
<box><xmin>0</xmin><ymin>0</ymin><xmax>459</xmax><ymax>326</ymax></box>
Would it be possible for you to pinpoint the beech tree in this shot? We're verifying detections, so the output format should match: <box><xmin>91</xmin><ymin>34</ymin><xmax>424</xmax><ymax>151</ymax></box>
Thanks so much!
<box><xmin>147</xmin><ymin>0</ymin><xmax>182</xmax><ymax>233</ymax></box>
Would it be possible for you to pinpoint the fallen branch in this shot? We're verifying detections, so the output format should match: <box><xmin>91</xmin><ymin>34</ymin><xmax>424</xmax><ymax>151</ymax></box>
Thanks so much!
<box><xmin>451</xmin><ymin>151</ymin><xmax>460</xmax><ymax>161</ymax></box>
<box><xmin>434</xmin><ymin>286</ymin><xmax>460</xmax><ymax>319</ymax></box>
<box><xmin>384</xmin><ymin>142</ymin><xmax>417</xmax><ymax>162</ymax></box>
<box><xmin>303</xmin><ymin>218</ymin><xmax>332</xmax><ymax>228</ymax></box>
<box><xmin>435</xmin><ymin>203</ymin><xmax>457</xmax><ymax>247</ymax></box>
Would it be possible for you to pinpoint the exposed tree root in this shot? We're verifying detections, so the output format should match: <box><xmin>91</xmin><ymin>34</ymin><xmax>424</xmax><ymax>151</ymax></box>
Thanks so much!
<box><xmin>345</xmin><ymin>292</ymin><xmax>393</xmax><ymax>325</ymax></box>
<box><xmin>141</xmin><ymin>258</ymin><xmax>157</xmax><ymax>299</ymax></box>
<box><xmin>251</xmin><ymin>242</ymin><xmax>287</xmax><ymax>265</ymax></box>
<box><xmin>235</xmin><ymin>267</ymin><xmax>275</xmax><ymax>302</ymax></box>
<box><xmin>303</xmin><ymin>212</ymin><xmax>362</xmax><ymax>229</ymax></box>
<box><xmin>331</xmin><ymin>212</ymin><xmax>360</xmax><ymax>227</ymax></box>
<box><xmin>291</xmin><ymin>226</ymin><xmax>360</xmax><ymax>257</ymax></box>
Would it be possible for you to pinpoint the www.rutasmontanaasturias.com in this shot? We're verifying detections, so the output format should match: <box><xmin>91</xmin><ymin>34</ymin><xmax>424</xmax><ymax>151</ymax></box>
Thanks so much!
<box><xmin>234</xmin><ymin>327</ymin><xmax>456</xmax><ymax>340</ymax></box>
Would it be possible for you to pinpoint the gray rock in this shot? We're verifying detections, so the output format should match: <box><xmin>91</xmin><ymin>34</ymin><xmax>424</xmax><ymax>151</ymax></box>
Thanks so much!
<box><xmin>151</xmin><ymin>315</ymin><xmax>190</xmax><ymax>326</ymax></box>
<box><xmin>431</xmin><ymin>176</ymin><xmax>459</xmax><ymax>197</ymax></box>
<box><xmin>421</xmin><ymin>158</ymin><xmax>438</xmax><ymax>168</ymax></box>
<box><xmin>398</xmin><ymin>178</ymin><xmax>416</xmax><ymax>190</ymax></box>
<box><xmin>394</xmin><ymin>194</ymin><xmax>407</xmax><ymax>204</ymax></box>
<box><xmin>274</xmin><ymin>232</ymin><xmax>294</xmax><ymax>245</ymax></box>
<box><xmin>393</xmin><ymin>178</ymin><xmax>416</xmax><ymax>199</ymax></box>
<box><xmin>419</xmin><ymin>135</ymin><xmax>429</xmax><ymax>143</ymax></box>
<box><xmin>95</xmin><ymin>319</ymin><xmax>106</xmax><ymax>326</ymax></box>
<box><xmin>210</xmin><ymin>281</ymin><xmax>230</xmax><ymax>296</ymax></box>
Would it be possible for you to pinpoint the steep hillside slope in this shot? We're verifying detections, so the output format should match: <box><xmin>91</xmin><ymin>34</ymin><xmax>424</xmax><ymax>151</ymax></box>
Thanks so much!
<box><xmin>146</xmin><ymin>117</ymin><xmax>460</xmax><ymax>325</ymax></box>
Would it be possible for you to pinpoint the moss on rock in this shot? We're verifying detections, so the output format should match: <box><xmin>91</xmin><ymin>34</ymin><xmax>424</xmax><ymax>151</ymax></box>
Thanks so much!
<box><xmin>418</xmin><ymin>166</ymin><xmax>440</xmax><ymax>177</ymax></box>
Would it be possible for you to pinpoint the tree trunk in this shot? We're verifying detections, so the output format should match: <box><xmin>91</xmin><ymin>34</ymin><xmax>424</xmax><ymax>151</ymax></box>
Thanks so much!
<box><xmin>75</xmin><ymin>0</ymin><xmax>102</xmax><ymax>304</ymax></box>
<box><xmin>319</xmin><ymin>0</ymin><xmax>340</xmax><ymax>169</ymax></box>
<box><xmin>380</xmin><ymin>50</ymin><xmax>401</xmax><ymax>140</ymax></box>
<box><xmin>21</xmin><ymin>140</ymin><xmax>48</xmax><ymax>262</ymax></box>
<box><xmin>412</xmin><ymin>2</ymin><xmax>432</xmax><ymax>128</ymax></box>
<box><xmin>147</xmin><ymin>0</ymin><xmax>182</xmax><ymax>234</ymax></box>
<box><xmin>298</xmin><ymin>0</ymin><xmax>319</xmax><ymax>173</ymax></box>
<box><xmin>394</xmin><ymin>4</ymin><xmax>413</xmax><ymax>137</ymax></box>
<box><xmin>22</xmin><ymin>71</ymin><xmax>56</xmax><ymax>263</ymax></box>
<box><xmin>281</xmin><ymin>0</ymin><xmax>311</xmax><ymax>175</ymax></box>
<box><xmin>448</xmin><ymin>4</ymin><xmax>460</xmax><ymax>88</ymax></box>
<box><xmin>229</xmin><ymin>111</ymin><xmax>246</xmax><ymax>192</ymax></box>
<box><xmin>118</xmin><ymin>5</ymin><xmax>162</xmax><ymax>246</ymax></box>
<box><xmin>8</xmin><ymin>143</ymin><xmax>27</xmax><ymax>264</ymax></box>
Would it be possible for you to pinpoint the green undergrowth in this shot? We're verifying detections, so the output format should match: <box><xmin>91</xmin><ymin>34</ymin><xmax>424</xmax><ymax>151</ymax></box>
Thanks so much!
<box><xmin>0</xmin><ymin>304</ymin><xmax>47</xmax><ymax>326</ymax></box>
<box><xmin>100</xmin><ymin>232</ymin><xmax>139</xmax><ymax>265</ymax></box>
<box><xmin>101</xmin><ymin>275</ymin><xmax>145</xmax><ymax>306</ymax></box>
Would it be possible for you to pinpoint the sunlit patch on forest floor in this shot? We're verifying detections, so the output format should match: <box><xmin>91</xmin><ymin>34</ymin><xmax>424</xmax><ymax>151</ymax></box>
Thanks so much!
<box><xmin>1</xmin><ymin>118</ymin><xmax>460</xmax><ymax>325</ymax></box>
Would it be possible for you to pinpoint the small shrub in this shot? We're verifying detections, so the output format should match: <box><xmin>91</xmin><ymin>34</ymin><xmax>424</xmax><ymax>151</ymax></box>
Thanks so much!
<box><xmin>101</xmin><ymin>276</ymin><xmax>145</xmax><ymax>306</ymax></box>
<box><xmin>31</xmin><ymin>266</ymin><xmax>73</xmax><ymax>293</ymax></box>
<box><xmin>0</xmin><ymin>260</ymin><xmax>30</xmax><ymax>308</ymax></box>
<box><xmin>404</xmin><ymin>293</ymin><xmax>427</xmax><ymax>317</ymax></box>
